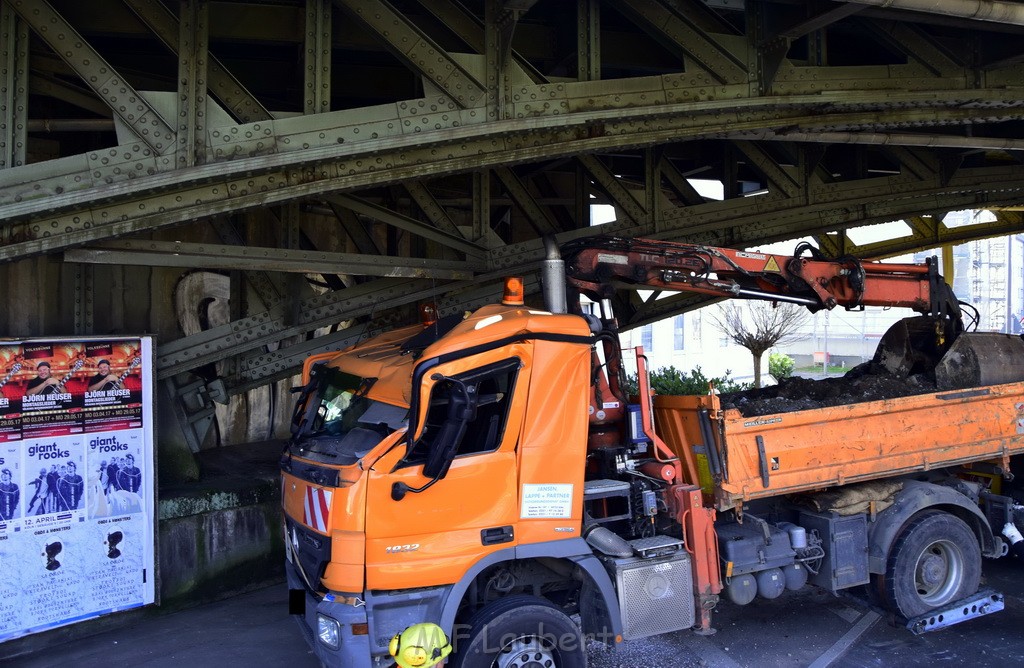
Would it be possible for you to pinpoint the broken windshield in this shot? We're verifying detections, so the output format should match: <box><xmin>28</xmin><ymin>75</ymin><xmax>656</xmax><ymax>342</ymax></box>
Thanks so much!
<box><xmin>291</xmin><ymin>366</ymin><xmax>408</xmax><ymax>465</ymax></box>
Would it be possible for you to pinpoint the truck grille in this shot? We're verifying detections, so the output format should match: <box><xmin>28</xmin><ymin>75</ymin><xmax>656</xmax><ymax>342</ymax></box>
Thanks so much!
<box><xmin>286</xmin><ymin>517</ymin><xmax>331</xmax><ymax>594</ymax></box>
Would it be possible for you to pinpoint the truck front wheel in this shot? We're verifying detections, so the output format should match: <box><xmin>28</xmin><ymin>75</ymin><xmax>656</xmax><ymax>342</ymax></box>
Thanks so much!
<box><xmin>449</xmin><ymin>594</ymin><xmax>586</xmax><ymax>668</ymax></box>
<box><xmin>881</xmin><ymin>510</ymin><xmax>981</xmax><ymax>618</ymax></box>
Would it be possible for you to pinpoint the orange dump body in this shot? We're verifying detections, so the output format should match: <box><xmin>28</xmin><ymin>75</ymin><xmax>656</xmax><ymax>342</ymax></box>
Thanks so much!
<box><xmin>655</xmin><ymin>382</ymin><xmax>1024</xmax><ymax>511</ymax></box>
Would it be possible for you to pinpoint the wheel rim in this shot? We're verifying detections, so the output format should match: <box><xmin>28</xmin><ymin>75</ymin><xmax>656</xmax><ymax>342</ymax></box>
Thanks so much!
<box><xmin>494</xmin><ymin>636</ymin><xmax>558</xmax><ymax>668</ymax></box>
<box><xmin>914</xmin><ymin>538</ymin><xmax>963</xmax><ymax>606</ymax></box>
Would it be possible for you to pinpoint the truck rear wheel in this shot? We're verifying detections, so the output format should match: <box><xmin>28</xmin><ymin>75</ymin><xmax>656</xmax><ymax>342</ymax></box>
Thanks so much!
<box><xmin>449</xmin><ymin>594</ymin><xmax>586</xmax><ymax>668</ymax></box>
<box><xmin>881</xmin><ymin>510</ymin><xmax>981</xmax><ymax>618</ymax></box>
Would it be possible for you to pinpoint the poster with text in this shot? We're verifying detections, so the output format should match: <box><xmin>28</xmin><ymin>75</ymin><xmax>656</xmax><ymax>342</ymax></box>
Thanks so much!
<box><xmin>82</xmin><ymin>342</ymin><xmax>144</xmax><ymax>433</ymax></box>
<box><xmin>0</xmin><ymin>440</ymin><xmax>22</xmax><ymax>528</ymax></box>
<box><xmin>0</xmin><ymin>343</ymin><xmax>24</xmax><ymax>442</ymax></box>
<box><xmin>0</xmin><ymin>336</ymin><xmax>154</xmax><ymax>643</ymax></box>
<box><xmin>19</xmin><ymin>435</ymin><xmax>87</xmax><ymax>528</ymax></box>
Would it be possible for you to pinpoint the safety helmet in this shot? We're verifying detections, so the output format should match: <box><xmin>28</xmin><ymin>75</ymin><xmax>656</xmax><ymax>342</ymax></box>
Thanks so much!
<box><xmin>388</xmin><ymin>622</ymin><xmax>452</xmax><ymax>668</ymax></box>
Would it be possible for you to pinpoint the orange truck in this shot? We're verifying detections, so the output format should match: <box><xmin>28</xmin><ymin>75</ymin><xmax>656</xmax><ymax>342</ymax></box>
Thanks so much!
<box><xmin>281</xmin><ymin>236</ymin><xmax>1024</xmax><ymax>667</ymax></box>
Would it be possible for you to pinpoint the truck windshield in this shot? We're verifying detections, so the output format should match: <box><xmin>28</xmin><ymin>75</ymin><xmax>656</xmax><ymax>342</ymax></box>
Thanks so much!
<box><xmin>290</xmin><ymin>367</ymin><xmax>407</xmax><ymax>465</ymax></box>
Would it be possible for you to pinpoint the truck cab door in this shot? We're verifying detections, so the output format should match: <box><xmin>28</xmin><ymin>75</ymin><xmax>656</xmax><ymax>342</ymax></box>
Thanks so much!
<box><xmin>364</xmin><ymin>352</ymin><xmax>528</xmax><ymax>591</ymax></box>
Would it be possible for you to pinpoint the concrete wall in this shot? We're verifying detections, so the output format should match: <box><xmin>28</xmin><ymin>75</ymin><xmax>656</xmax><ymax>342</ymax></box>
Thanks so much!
<box><xmin>158</xmin><ymin>481</ymin><xmax>284</xmax><ymax>606</ymax></box>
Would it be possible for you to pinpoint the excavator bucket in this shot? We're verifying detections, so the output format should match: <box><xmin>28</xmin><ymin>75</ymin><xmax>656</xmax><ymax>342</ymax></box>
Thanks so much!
<box><xmin>874</xmin><ymin>316</ymin><xmax>952</xmax><ymax>378</ymax></box>
<box><xmin>935</xmin><ymin>332</ymin><xmax>1024</xmax><ymax>390</ymax></box>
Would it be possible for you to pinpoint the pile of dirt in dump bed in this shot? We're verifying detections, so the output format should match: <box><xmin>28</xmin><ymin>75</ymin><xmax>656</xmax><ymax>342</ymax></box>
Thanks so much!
<box><xmin>720</xmin><ymin>363</ymin><xmax>938</xmax><ymax>417</ymax></box>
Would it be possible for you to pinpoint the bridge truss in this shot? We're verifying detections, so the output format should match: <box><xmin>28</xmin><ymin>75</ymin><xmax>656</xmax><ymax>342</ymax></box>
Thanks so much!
<box><xmin>1</xmin><ymin>0</ymin><xmax>1023</xmax><ymax>455</ymax></box>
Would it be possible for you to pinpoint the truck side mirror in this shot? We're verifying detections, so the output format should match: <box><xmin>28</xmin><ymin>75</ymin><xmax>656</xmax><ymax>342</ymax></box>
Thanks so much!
<box><xmin>422</xmin><ymin>376</ymin><xmax>475</xmax><ymax>479</ymax></box>
<box><xmin>392</xmin><ymin>375</ymin><xmax>476</xmax><ymax>501</ymax></box>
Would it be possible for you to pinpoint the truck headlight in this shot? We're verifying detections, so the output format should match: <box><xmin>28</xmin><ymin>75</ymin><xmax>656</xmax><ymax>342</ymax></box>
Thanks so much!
<box><xmin>317</xmin><ymin>614</ymin><xmax>341</xmax><ymax>650</ymax></box>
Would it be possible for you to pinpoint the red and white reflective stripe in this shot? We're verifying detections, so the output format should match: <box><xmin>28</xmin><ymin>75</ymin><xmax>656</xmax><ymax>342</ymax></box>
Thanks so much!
<box><xmin>303</xmin><ymin>486</ymin><xmax>333</xmax><ymax>533</ymax></box>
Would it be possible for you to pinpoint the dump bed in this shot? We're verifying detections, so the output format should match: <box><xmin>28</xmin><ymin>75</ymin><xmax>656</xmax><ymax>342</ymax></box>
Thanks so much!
<box><xmin>655</xmin><ymin>381</ymin><xmax>1024</xmax><ymax>511</ymax></box>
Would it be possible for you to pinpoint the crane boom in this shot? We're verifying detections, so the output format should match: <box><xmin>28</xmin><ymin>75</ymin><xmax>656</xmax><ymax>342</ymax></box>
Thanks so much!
<box><xmin>562</xmin><ymin>236</ymin><xmax>961</xmax><ymax>329</ymax></box>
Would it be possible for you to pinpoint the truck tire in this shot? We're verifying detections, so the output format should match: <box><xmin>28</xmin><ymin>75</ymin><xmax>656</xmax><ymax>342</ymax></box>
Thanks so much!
<box><xmin>881</xmin><ymin>510</ymin><xmax>981</xmax><ymax>619</ymax></box>
<box><xmin>449</xmin><ymin>594</ymin><xmax>586</xmax><ymax>668</ymax></box>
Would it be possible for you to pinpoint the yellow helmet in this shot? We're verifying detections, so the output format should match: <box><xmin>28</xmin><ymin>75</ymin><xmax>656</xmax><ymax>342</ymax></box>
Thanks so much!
<box><xmin>388</xmin><ymin>622</ymin><xmax>452</xmax><ymax>668</ymax></box>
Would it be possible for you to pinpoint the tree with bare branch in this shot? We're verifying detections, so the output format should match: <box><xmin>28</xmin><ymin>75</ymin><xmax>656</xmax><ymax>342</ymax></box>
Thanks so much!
<box><xmin>709</xmin><ymin>302</ymin><xmax>809</xmax><ymax>388</ymax></box>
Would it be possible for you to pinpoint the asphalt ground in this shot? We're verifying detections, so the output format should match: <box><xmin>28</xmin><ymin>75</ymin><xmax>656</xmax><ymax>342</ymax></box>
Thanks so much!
<box><xmin>6</xmin><ymin>556</ymin><xmax>1023</xmax><ymax>667</ymax></box>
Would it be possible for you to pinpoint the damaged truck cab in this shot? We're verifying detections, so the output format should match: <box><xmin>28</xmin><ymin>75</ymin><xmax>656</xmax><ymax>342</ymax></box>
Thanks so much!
<box><xmin>282</xmin><ymin>301</ymin><xmax>614</xmax><ymax>666</ymax></box>
<box><xmin>282</xmin><ymin>237</ymin><xmax>1024</xmax><ymax>667</ymax></box>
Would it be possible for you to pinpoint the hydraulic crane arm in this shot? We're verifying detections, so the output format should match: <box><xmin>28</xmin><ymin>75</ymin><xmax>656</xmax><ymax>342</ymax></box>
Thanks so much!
<box><xmin>562</xmin><ymin>236</ymin><xmax>962</xmax><ymax>332</ymax></box>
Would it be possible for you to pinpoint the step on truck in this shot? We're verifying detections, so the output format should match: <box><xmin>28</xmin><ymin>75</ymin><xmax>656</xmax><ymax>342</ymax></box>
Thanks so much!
<box><xmin>281</xmin><ymin>235</ymin><xmax>1024</xmax><ymax>667</ymax></box>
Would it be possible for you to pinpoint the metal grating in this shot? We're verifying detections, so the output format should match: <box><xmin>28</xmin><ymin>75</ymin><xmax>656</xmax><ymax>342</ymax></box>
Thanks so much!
<box><xmin>614</xmin><ymin>550</ymin><xmax>694</xmax><ymax>640</ymax></box>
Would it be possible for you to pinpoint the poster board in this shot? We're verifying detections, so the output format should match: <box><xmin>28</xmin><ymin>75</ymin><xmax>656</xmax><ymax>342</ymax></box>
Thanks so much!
<box><xmin>0</xmin><ymin>337</ymin><xmax>155</xmax><ymax>641</ymax></box>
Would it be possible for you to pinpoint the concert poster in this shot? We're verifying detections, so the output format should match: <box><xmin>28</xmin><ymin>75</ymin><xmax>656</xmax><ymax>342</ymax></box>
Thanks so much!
<box><xmin>0</xmin><ymin>344</ymin><xmax>24</xmax><ymax>441</ymax></box>
<box><xmin>0</xmin><ymin>336</ymin><xmax>155</xmax><ymax>643</ymax></box>
<box><xmin>82</xmin><ymin>342</ymin><xmax>145</xmax><ymax>434</ymax></box>
<box><xmin>19</xmin><ymin>342</ymin><xmax>88</xmax><ymax>415</ymax></box>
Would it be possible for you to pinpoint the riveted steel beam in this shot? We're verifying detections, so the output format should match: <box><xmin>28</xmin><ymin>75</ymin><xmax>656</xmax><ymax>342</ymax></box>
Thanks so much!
<box><xmin>304</xmin><ymin>0</ymin><xmax>332</xmax><ymax>115</ymax></box>
<box><xmin>176</xmin><ymin>0</ymin><xmax>208</xmax><ymax>169</ymax></box>
<box><xmin>488</xmin><ymin>163</ymin><xmax>1024</xmax><ymax>272</ymax></box>
<box><xmin>577</xmin><ymin>0</ymin><xmax>600</xmax><ymax>82</ymax></box>
<box><xmin>659</xmin><ymin>156</ymin><xmax>706</xmax><ymax>206</ymax></box>
<box><xmin>403</xmin><ymin>181</ymin><xmax>465</xmax><ymax>239</ymax></box>
<box><xmin>2</xmin><ymin>97</ymin><xmax>1022</xmax><ymax>262</ymax></box>
<box><xmin>616</xmin><ymin>0</ymin><xmax>748</xmax><ymax>85</ymax></box>
<box><xmin>4</xmin><ymin>66</ymin><xmax>1022</xmax><ymax>218</ymax></box>
<box><xmin>327</xmin><ymin>199</ymin><xmax>383</xmax><ymax>255</ymax></box>
<box><xmin>332</xmin><ymin>0</ymin><xmax>487</xmax><ymax>108</ymax></box>
<box><xmin>0</xmin><ymin>4</ymin><xmax>28</xmax><ymax>169</ymax></box>
<box><xmin>833</xmin><ymin>210</ymin><xmax>1024</xmax><ymax>258</ymax></box>
<box><xmin>209</xmin><ymin>216</ymin><xmax>286</xmax><ymax>309</ymax></box>
<box><xmin>64</xmin><ymin>239</ymin><xmax>481</xmax><ymax>279</ymax></box>
<box><xmin>861</xmin><ymin>19</ymin><xmax>963</xmax><ymax>76</ymax></box>
<box><xmin>229</xmin><ymin>314</ymin><xmax>403</xmax><ymax>394</ymax></box>
<box><xmin>72</xmin><ymin>261</ymin><xmax>94</xmax><ymax>335</ymax></box>
<box><xmin>729</xmin><ymin>129</ymin><xmax>1024</xmax><ymax>151</ymax></box>
<box><xmin>731</xmin><ymin>140</ymin><xmax>801</xmax><ymax>198</ymax></box>
<box><xmin>411</xmin><ymin>0</ymin><xmax>547</xmax><ymax>84</ymax></box>
<box><xmin>328</xmin><ymin>193</ymin><xmax>487</xmax><ymax>258</ymax></box>
<box><xmin>578</xmin><ymin>154</ymin><xmax>648</xmax><ymax>225</ymax></box>
<box><xmin>155</xmin><ymin>277</ymin><xmax>439</xmax><ymax>378</ymax></box>
<box><xmin>473</xmin><ymin>169</ymin><xmax>491</xmax><ymax>241</ymax></box>
<box><xmin>122</xmin><ymin>0</ymin><xmax>271</xmax><ymax>123</ymax></box>
<box><xmin>7</xmin><ymin>0</ymin><xmax>176</xmax><ymax>156</ymax></box>
<box><xmin>27</xmin><ymin>74</ymin><xmax>112</xmax><ymax>117</ymax></box>
<box><xmin>645</xmin><ymin>148</ymin><xmax>662</xmax><ymax>232</ymax></box>
<box><xmin>880</xmin><ymin>147</ymin><xmax>939</xmax><ymax>181</ymax></box>
<box><xmin>494</xmin><ymin>166</ymin><xmax>560</xmax><ymax>235</ymax></box>
<box><xmin>775</xmin><ymin>3</ymin><xmax>865</xmax><ymax>40</ymax></box>
<box><xmin>229</xmin><ymin>274</ymin><xmax>539</xmax><ymax>392</ymax></box>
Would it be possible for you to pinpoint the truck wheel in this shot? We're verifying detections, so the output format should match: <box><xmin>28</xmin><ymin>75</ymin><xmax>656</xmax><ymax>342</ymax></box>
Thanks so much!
<box><xmin>881</xmin><ymin>510</ymin><xmax>981</xmax><ymax>619</ymax></box>
<box><xmin>449</xmin><ymin>594</ymin><xmax>586</xmax><ymax>668</ymax></box>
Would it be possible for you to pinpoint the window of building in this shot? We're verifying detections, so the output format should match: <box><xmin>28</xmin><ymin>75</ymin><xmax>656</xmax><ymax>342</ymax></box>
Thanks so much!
<box><xmin>641</xmin><ymin>325</ymin><xmax>653</xmax><ymax>351</ymax></box>
<box><xmin>673</xmin><ymin>315</ymin><xmax>685</xmax><ymax>350</ymax></box>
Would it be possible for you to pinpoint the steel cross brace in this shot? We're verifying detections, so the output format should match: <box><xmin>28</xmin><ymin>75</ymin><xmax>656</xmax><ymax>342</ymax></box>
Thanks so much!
<box><xmin>7</xmin><ymin>0</ymin><xmax>177</xmax><ymax>155</ymax></box>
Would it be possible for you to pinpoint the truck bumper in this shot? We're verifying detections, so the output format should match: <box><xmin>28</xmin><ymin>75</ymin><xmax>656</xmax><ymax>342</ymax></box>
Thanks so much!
<box><xmin>287</xmin><ymin>563</ymin><xmax>382</xmax><ymax>668</ymax></box>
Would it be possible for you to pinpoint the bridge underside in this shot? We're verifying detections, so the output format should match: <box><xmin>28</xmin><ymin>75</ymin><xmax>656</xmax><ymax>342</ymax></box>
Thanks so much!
<box><xmin>1</xmin><ymin>0</ymin><xmax>1023</xmax><ymax>465</ymax></box>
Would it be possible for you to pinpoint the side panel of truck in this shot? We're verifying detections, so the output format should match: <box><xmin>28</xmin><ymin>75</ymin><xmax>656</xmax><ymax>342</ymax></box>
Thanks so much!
<box><xmin>659</xmin><ymin>382</ymin><xmax>1024</xmax><ymax>509</ymax></box>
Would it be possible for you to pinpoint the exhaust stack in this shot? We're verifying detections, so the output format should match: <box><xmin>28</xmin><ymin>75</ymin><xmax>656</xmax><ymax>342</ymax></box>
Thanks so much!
<box><xmin>542</xmin><ymin>236</ymin><xmax>567</xmax><ymax>314</ymax></box>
